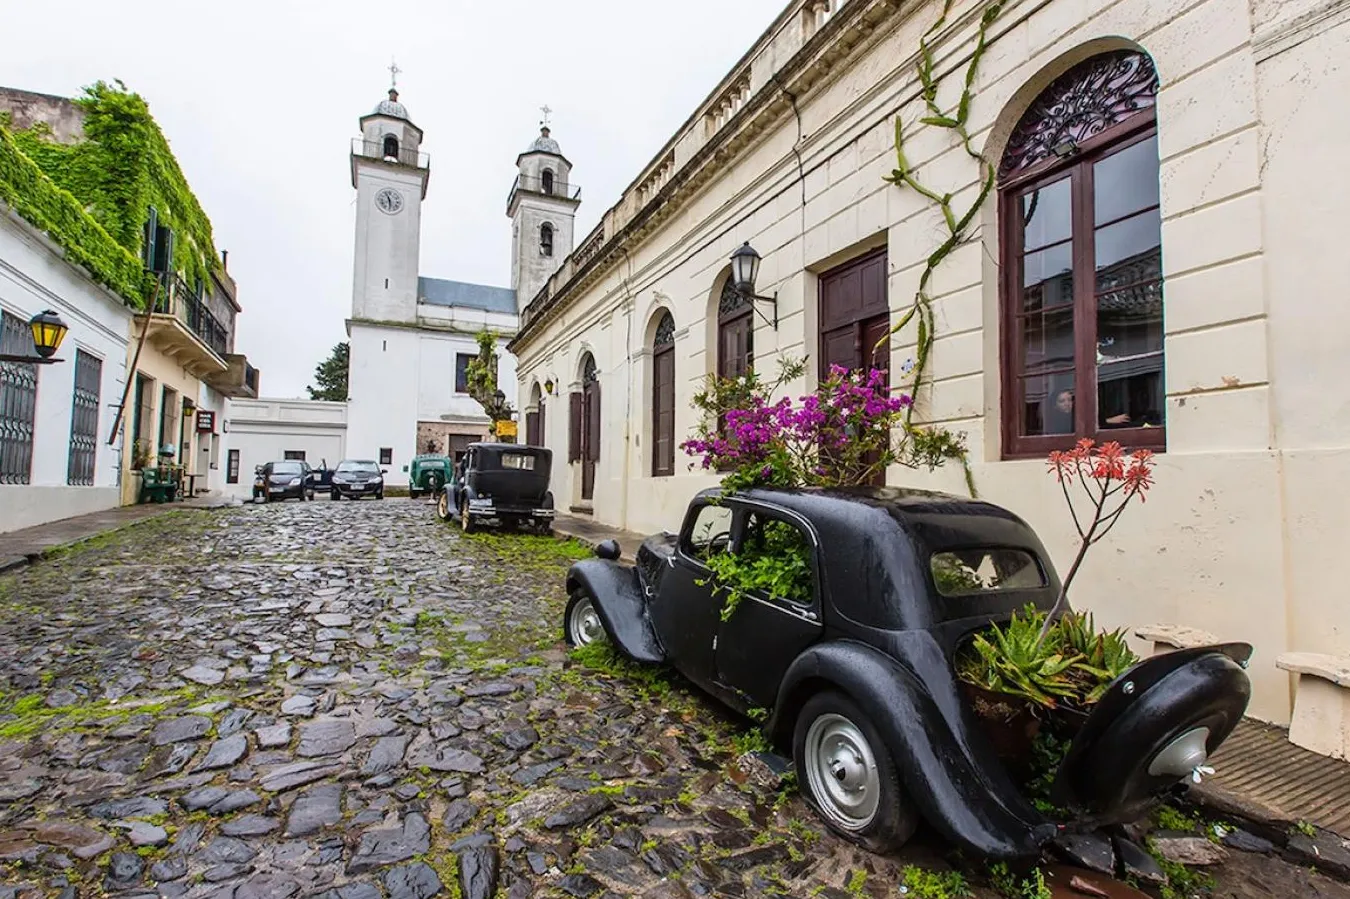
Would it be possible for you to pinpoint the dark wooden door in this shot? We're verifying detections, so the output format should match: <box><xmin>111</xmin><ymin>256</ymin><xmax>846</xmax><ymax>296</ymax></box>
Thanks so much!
<box><xmin>652</xmin><ymin>347</ymin><xmax>675</xmax><ymax>476</ymax></box>
<box><xmin>525</xmin><ymin>411</ymin><xmax>540</xmax><ymax>446</ymax></box>
<box><xmin>582</xmin><ymin>380</ymin><xmax>599</xmax><ymax>500</ymax></box>
<box><xmin>819</xmin><ymin>249</ymin><xmax>891</xmax><ymax>486</ymax></box>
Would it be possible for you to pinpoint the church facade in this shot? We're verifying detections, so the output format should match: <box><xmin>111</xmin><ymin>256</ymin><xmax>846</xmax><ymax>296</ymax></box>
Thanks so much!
<box><xmin>342</xmin><ymin>91</ymin><xmax>577</xmax><ymax>479</ymax></box>
<box><xmin>506</xmin><ymin>0</ymin><xmax>1350</xmax><ymax>727</ymax></box>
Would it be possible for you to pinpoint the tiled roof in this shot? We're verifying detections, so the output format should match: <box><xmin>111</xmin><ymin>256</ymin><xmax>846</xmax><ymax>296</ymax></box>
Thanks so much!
<box><xmin>418</xmin><ymin>277</ymin><xmax>517</xmax><ymax>315</ymax></box>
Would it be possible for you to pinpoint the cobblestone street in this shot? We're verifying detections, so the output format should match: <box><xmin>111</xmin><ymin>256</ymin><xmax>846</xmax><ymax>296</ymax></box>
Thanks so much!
<box><xmin>2</xmin><ymin>501</ymin><xmax>1348</xmax><ymax>899</ymax></box>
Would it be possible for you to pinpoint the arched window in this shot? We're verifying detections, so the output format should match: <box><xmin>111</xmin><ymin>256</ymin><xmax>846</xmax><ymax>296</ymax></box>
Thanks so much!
<box><xmin>382</xmin><ymin>135</ymin><xmax>399</xmax><ymax>160</ymax></box>
<box><xmin>540</xmin><ymin>223</ymin><xmax>554</xmax><ymax>257</ymax></box>
<box><xmin>717</xmin><ymin>276</ymin><xmax>754</xmax><ymax>379</ymax></box>
<box><xmin>542</xmin><ymin>169</ymin><xmax>555</xmax><ymax>195</ymax></box>
<box><xmin>999</xmin><ymin>50</ymin><xmax>1165</xmax><ymax>458</ymax></box>
<box><xmin>652</xmin><ymin>313</ymin><xmax>676</xmax><ymax>477</ymax></box>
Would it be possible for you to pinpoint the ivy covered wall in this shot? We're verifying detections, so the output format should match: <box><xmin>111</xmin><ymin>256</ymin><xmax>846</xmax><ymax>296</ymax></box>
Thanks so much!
<box><xmin>0</xmin><ymin>79</ymin><xmax>219</xmax><ymax>301</ymax></box>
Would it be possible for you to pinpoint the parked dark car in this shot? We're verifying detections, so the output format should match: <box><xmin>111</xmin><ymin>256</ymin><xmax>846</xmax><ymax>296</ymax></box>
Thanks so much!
<box><xmin>562</xmin><ymin>486</ymin><xmax>1252</xmax><ymax>860</ymax></box>
<box><xmin>329</xmin><ymin>459</ymin><xmax>385</xmax><ymax>500</ymax></box>
<box><xmin>253</xmin><ymin>460</ymin><xmax>315</xmax><ymax>502</ymax></box>
<box><xmin>438</xmin><ymin>442</ymin><xmax>554</xmax><ymax>534</ymax></box>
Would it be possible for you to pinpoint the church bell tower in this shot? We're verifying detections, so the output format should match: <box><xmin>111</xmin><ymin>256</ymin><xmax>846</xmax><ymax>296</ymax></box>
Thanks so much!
<box><xmin>350</xmin><ymin>76</ymin><xmax>430</xmax><ymax>325</ymax></box>
<box><xmin>508</xmin><ymin>112</ymin><xmax>580</xmax><ymax>312</ymax></box>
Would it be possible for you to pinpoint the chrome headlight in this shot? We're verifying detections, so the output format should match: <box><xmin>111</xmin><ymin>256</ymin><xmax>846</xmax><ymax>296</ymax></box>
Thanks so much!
<box><xmin>288</xmin><ymin>477</ymin><xmax>302</xmax><ymax>486</ymax></box>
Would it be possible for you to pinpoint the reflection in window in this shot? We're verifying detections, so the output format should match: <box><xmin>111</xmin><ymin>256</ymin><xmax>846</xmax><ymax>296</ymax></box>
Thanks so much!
<box><xmin>930</xmin><ymin>549</ymin><xmax>1046</xmax><ymax>597</ymax></box>
<box><xmin>999</xmin><ymin>51</ymin><xmax>1165</xmax><ymax>456</ymax></box>
<box><xmin>687</xmin><ymin>503</ymin><xmax>733</xmax><ymax>560</ymax></box>
<box><xmin>501</xmin><ymin>453</ymin><xmax>537</xmax><ymax>471</ymax></box>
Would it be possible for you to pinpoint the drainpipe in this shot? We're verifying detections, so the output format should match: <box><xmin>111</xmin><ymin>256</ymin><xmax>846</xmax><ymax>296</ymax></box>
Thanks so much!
<box><xmin>618</xmin><ymin>248</ymin><xmax>635</xmax><ymax>532</ymax></box>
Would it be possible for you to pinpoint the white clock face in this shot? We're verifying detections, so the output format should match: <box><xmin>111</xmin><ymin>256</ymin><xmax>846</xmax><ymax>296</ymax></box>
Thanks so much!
<box><xmin>375</xmin><ymin>188</ymin><xmax>404</xmax><ymax>215</ymax></box>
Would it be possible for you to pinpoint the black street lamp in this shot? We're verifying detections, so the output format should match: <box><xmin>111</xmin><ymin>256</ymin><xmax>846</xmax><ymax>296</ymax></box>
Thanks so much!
<box><xmin>728</xmin><ymin>242</ymin><xmax>779</xmax><ymax>330</ymax></box>
<box><xmin>0</xmin><ymin>310</ymin><xmax>69</xmax><ymax>364</ymax></box>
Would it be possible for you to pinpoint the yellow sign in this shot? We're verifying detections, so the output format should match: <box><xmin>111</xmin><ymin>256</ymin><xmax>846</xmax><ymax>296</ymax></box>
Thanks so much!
<box><xmin>495</xmin><ymin>420</ymin><xmax>518</xmax><ymax>438</ymax></box>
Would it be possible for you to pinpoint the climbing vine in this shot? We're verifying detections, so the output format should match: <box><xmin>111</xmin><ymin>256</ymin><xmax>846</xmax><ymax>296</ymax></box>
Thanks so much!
<box><xmin>0</xmin><ymin>126</ymin><xmax>149</xmax><ymax>306</ymax></box>
<box><xmin>8</xmin><ymin>80</ymin><xmax>218</xmax><ymax>288</ymax></box>
<box><xmin>880</xmin><ymin>0</ymin><xmax>1006</xmax><ymax>497</ymax></box>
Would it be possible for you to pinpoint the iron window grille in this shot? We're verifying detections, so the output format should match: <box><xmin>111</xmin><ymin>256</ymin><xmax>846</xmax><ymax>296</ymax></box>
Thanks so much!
<box><xmin>67</xmin><ymin>350</ymin><xmax>102</xmax><ymax>486</ymax></box>
<box><xmin>0</xmin><ymin>311</ymin><xmax>37</xmax><ymax>484</ymax></box>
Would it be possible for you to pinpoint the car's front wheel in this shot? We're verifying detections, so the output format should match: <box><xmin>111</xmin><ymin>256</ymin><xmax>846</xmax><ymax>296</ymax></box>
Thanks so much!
<box><xmin>459</xmin><ymin>500</ymin><xmax>476</xmax><ymax>534</ymax></box>
<box><xmin>793</xmin><ymin>691</ymin><xmax>917</xmax><ymax>854</ymax></box>
<box><xmin>564</xmin><ymin>591</ymin><xmax>607</xmax><ymax>647</ymax></box>
<box><xmin>436</xmin><ymin>491</ymin><xmax>451</xmax><ymax>520</ymax></box>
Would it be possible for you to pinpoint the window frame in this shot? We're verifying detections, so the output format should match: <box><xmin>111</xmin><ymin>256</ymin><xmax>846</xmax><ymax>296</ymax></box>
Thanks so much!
<box><xmin>652</xmin><ymin>313</ymin><xmax>676</xmax><ymax>478</ymax></box>
<box><xmin>717</xmin><ymin>277</ymin><xmax>754</xmax><ymax>380</ymax></box>
<box><xmin>379</xmin><ymin>447</ymin><xmax>393</xmax><ymax>466</ymax></box>
<box><xmin>67</xmin><ymin>349</ymin><xmax>102</xmax><ymax>486</ymax></box>
<box><xmin>998</xmin><ymin>112</ymin><xmax>1166</xmax><ymax>459</ymax></box>
<box><xmin>226</xmin><ymin>449</ymin><xmax>240</xmax><ymax>484</ymax></box>
<box><xmin>454</xmin><ymin>353</ymin><xmax>474</xmax><ymax>394</ymax></box>
<box><xmin>540</xmin><ymin>223</ymin><xmax>554</xmax><ymax>257</ymax></box>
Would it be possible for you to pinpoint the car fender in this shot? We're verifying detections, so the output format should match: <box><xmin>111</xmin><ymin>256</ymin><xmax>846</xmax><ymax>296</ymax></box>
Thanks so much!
<box><xmin>770</xmin><ymin>640</ymin><xmax>1056</xmax><ymax>859</ymax></box>
<box><xmin>566</xmin><ymin>559</ymin><xmax>665</xmax><ymax>664</ymax></box>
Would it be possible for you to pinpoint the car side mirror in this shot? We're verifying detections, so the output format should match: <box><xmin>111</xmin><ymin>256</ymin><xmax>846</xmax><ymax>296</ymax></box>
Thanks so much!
<box><xmin>595</xmin><ymin>539</ymin><xmax>621</xmax><ymax>561</ymax></box>
<box><xmin>381</xmin><ymin>469</ymin><xmax>388</xmax><ymax>476</ymax></box>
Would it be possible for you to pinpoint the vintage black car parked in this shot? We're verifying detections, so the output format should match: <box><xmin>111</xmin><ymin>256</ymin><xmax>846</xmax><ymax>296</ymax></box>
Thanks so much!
<box><xmin>562</xmin><ymin>486</ymin><xmax>1252</xmax><ymax>860</ymax></box>
<box><xmin>438</xmin><ymin>442</ymin><xmax>555</xmax><ymax>534</ymax></box>
<box><xmin>253</xmin><ymin>460</ymin><xmax>315</xmax><ymax>502</ymax></box>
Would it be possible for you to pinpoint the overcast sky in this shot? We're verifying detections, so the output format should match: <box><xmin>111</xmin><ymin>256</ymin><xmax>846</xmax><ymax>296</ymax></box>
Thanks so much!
<box><xmin>5</xmin><ymin>0</ymin><xmax>786</xmax><ymax>397</ymax></box>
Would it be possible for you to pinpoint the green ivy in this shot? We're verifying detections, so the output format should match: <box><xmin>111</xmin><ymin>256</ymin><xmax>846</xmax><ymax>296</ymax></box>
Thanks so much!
<box><xmin>880</xmin><ymin>0</ymin><xmax>1006</xmax><ymax>497</ymax></box>
<box><xmin>0</xmin><ymin>126</ymin><xmax>149</xmax><ymax>307</ymax></box>
<box><xmin>8</xmin><ymin>80</ymin><xmax>218</xmax><ymax>289</ymax></box>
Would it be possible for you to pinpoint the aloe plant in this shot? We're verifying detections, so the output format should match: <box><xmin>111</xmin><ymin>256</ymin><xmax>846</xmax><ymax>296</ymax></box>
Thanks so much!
<box><xmin>1057</xmin><ymin>610</ymin><xmax>1139</xmax><ymax>704</ymax></box>
<box><xmin>959</xmin><ymin>607</ymin><xmax>1083</xmax><ymax>709</ymax></box>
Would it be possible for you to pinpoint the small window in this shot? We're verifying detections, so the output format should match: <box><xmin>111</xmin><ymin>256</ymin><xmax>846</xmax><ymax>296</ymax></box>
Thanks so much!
<box><xmin>540</xmin><ymin>223</ymin><xmax>554</xmax><ymax>257</ymax></box>
<box><xmin>501</xmin><ymin>452</ymin><xmax>537</xmax><ymax>471</ymax></box>
<box><xmin>542</xmin><ymin>169</ymin><xmax>555</xmax><ymax>195</ymax></box>
<box><xmin>737</xmin><ymin>511</ymin><xmax>815</xmax><ymax>607</ymax></box>
<box><xmin>379</xmin><ymin>447</ymin><xmax>393</xmax><ymax>465</ymax></box>
<box><xmin>930</xmin><ymin>549</ymin><xmax>1046</xmax><ymax>597</ymax></box>
<box><xmin>455</xmin><ymin>354</ymin><xmax>474</xmax><ymax>393</ymax></box>
<box><xmin>226</xmin><ymin>449</ymin><xmax>240</xmax><ymax>484</ymax></box>
<box><xmin>284</xmin><ymin>450</ymin><xmax>306</xmax><ymax>461</ymax></box>
<box><xmin>684</xmin><ymin>503</ymin><xmax>734</xmax><ymax>560</ymax></box>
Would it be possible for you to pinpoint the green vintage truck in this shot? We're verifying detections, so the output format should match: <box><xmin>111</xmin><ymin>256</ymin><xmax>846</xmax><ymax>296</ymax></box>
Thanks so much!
<box><xmin>407</xmin><ymin>454</ymin><xmax>453</xmax><ymax>499</ymax></box>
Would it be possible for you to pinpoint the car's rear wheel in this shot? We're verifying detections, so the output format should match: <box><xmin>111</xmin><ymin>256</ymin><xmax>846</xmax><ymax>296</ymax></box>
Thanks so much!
<box><xmin>793</xmin><ymin>691</ymin><xmax>917</xmax><ymax>854</ymax></box>
<box><xmin>564</xmin><ymin>591</ymin><xmax>606</xmax><ymax>647</ymax></box>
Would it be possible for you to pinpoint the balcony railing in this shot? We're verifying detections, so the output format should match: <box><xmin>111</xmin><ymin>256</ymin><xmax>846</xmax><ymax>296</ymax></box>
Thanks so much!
<box><xmin>351</xmin><ymin>138</ymin><xmax>430</xmax><ymax>169</ymax></box>
<box><xmin>508</xmin><ymin>174</ymin><xmax>581</xmax><ymax>207</ymax></box>
<box><xmin>152</xmin><ymin>275</ymin><xmax>230</xmax><ymax>358</ymax></box>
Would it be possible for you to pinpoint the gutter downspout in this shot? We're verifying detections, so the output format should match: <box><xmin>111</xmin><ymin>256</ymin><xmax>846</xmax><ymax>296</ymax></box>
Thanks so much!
<box><xmin>618</xmin><ymin>245</ymin><xmax>635</xmax><ymax>532</ymax></box>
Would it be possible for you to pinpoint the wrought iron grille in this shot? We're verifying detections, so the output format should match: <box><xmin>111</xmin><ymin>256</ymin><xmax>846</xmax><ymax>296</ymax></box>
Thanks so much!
<box><xmin>67</xmin><ymin>350</ymin><xmax>102</xmax><ymax>486</ymax></box>
<box><xmin>999</xmin><ymin>50</ymin><xmax>1158</xmax><ymax>181</ymax></box>
<box><xmin>719</xmin><ymin>277</ymin><xmax>750</xmax><ymax>318</ymax></box>
<box><xmin>0</xmin><ymin>311</ymin><xmax>37</xmax><ymax>484</ymax></box>
<box><xmin>653</xmin><ymin>312</ymin><xmax>676</xmax><ymax>348</ymax></box>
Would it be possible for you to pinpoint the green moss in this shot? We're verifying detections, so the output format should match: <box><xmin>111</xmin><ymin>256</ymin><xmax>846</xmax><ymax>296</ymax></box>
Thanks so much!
<box><xmin>0</xmin><ymin>686</ymin><xmax>200</xmax><ymax>738</ymax></box>
<box><xmin>899</xmin><ymin>866</ymin><xmax>972</xmax><ymax>899</ymax></box>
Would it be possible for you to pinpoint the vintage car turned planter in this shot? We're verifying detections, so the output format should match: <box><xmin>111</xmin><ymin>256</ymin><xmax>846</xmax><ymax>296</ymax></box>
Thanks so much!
<box><xmin>562</xmin><ymin>486</ymin><xmax>1252</xmax><ymax>860</ymax></box>
<box><xmin>407</xmin><ymin>454</ymin><xmax>452</xmax><ymax>499</ymax></box>
<box><xmin>438</xmin><ymin>442</ymin><xmax>555</xmax><ymax>534</ymax></box>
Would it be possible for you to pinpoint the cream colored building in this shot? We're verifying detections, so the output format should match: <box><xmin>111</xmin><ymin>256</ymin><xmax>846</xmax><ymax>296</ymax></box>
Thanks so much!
<box><xmin>508</xmin><ymin>0</ymin><xmax>1350</xmax><ymax>726</ymax></box>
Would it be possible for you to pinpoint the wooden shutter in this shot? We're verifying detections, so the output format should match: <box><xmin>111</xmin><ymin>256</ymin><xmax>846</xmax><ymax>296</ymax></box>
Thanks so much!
<box><xmin>568</xmin><ymin>393</ymin><xmax>582</xmax><ymax>462</ymax></box>
<box><xmin>585</xmin><ymin>383</ymin><xmax>601</xmax><ymax>462</ymax></box>
<box><xmin>142</xmin><ymin>207</ymin><xmax>158</xmax><ymax>270</ymax></box>
<box><xmin>653</xmin><ymin>350</ymin><xmax>675</xmax><ymax>476</ymax></box>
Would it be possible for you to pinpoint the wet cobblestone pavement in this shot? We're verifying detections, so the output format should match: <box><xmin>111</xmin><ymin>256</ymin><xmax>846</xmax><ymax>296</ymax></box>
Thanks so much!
<box><xmin>2</xmin><ymin>501</ymin><xmax>1347</xmax><ymax>899</ymax></box>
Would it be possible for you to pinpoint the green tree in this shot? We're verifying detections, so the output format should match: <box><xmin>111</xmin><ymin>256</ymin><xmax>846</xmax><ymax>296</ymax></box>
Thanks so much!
<box><xmin>307</xmin><ymin>342</ymin><xmax>349</xmax><ymax>401</ymax></box>
<box><xmin>465</xmin><ymin>330</ymin><xmax>515</xmax><ymax>434</ymax></box>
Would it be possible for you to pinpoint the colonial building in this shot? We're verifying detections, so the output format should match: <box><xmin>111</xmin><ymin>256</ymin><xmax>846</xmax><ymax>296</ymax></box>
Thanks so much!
<box><xmin>507</xmin><ymin>0</ymin><xmax>1350</xmax><ymax>727</ymax></box>
<box><xmin>343</xmin><ymin>89</ymin><xmax>578</xmax><ymax>478</ymax></box>
<box><xmin>0</xmin><ymin>84</ymin><xmax>256</xmax><ymax>529</ymax></box>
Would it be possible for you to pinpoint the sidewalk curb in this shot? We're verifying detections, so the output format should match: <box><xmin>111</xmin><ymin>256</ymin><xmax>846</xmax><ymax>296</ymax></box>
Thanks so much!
<box><xmin>0</xmin><ymin>504</ymin><xmax>228</xmax><ymax>576</ymax></box>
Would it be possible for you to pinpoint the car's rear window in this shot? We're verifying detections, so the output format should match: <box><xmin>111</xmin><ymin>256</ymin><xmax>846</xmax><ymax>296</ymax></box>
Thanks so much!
<box><xmin>930</xmin><ymin>548</ymin><xmax>1045</xmax><ymax>597</ymax></box>
<box><xmin>501</xmin><ymin>453</ymin><xmax>537</xmax><ymax>471</ymax></box>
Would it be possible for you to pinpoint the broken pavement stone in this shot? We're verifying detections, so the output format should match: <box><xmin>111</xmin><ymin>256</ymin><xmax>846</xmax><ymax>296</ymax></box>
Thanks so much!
<box><xmin>1153</xmin><ymin>834</ymin><xmax>1229</xmax><ymax>867</ymax></box>
<box><xmin>1053</xmin><ymin>831</ymin><xmax>1117</xmax><ymax>875</ymax></box>
<box><xmin>151</xmin><ymin>715</ymin><xmax>212</xmax><ymax>746</ymax></box>
<box><xmin>544</xmin><ymin>795</ymin><xmax>611</xmax><ymax>830</ymax></box>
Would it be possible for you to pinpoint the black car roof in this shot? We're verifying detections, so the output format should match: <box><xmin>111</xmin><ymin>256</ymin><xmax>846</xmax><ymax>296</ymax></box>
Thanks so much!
<box><xmin>468</xmin><ymin>442</ymin><xmax>548</xmax><ymax>452</ymax></box>
<box><xmin>695</xmin><ymin>485</ymin><xmax>1060</xmax><ymax>629</ymax></box>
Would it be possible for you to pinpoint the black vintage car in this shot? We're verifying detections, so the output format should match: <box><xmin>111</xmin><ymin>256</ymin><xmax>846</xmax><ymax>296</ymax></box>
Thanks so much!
<box><xmin>438</xmin><ymin>442</ymin><xmax>555</xmax><ymax>534</ymax></box>
<box><xmin>562</xmin><ymin>486</ymin><xmax>1252</xmax><ymax>860</ymax></box>
<box><xmin>253</xmin><ymin>460</ymin><xmax>315</xmax><ymax>502</ymax></box>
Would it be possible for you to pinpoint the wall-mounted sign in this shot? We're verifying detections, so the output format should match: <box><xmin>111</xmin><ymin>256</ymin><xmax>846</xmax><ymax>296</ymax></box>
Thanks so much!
<box><xmin>196</xmin><ymin>410</ymin><xmax>216</xmax><ymax>433</ymax></box>
<box><xmin>495</xmin><ymin>419</ymin><xmax>518</xmax><ymax>439</ymax></box>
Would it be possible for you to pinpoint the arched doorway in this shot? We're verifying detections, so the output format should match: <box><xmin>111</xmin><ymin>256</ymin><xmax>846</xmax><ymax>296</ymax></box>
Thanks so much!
<box><xmin>569</xmin><ymin>354</ymin><xmax>601</xmax><ymax>501</ymax></box>
<box><xmin>526</xmin><ymin>382</ymin><xmax>545</xmax><ymax>446</ymax></box>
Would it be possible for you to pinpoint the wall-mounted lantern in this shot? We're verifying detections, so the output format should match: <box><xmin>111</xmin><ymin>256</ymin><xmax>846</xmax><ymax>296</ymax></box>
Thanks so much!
<box><xmin>728</xmin><ymin>243</ymin><xmax>779</xmax><ymax>330</ymax></box>
<box><xmin>0</xmin><ymin>310</ymin><xmax>69</xmax><ymax>364</ymax></box>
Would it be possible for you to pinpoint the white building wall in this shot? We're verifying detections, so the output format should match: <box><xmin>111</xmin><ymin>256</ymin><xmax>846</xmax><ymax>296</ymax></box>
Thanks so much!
<box><xmin>351</xmin><ymin>162</ymin><xmax>425</xmax><ymax>325</ymax></box>
<box><xmin>0</xmin><ymin>207</ymin><xmax>132</xmax><ymax>533</ymax></box>
<box><xmin>347</xmin><ymin>322</ymin><xmax>420</xmax><ymax>482</ymax></box>
<box><xmin>222</xmin><ymin>398</ymin><xmax>347</xmax><ymax>499</ymax></box>
<box><xmin>511</xmin><ymin>0</ymin><xmax>1350</xmax><ymax>725</ymax></box>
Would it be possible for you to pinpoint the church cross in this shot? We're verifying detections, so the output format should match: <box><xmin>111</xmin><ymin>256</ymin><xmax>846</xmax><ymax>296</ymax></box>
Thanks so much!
<box><xmin>539</xmin><ymin>105</ymin><xmax>552</xmax><ymax>128</ymax></box>
<box><xmin>389</xmin><ymin>59</ymin><xmax>402</xmax><ymax>90</ymax></box>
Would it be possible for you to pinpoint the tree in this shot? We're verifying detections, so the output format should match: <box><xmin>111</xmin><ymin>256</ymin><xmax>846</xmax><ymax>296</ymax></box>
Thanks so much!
<box><xmin>308</xmin><ymin>342</ymin><xmax>349</xmax><ymax>401</ymax></box>
<box><xmin>465</xmin><ymin>330</ymin><xmax>515</xmax><ymax>433</ymax></box>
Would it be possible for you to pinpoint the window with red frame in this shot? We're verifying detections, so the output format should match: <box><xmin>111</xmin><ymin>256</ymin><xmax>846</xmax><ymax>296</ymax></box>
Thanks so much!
<box><xmin>999</xmin><ymin>50</ymin><xmax>1166</xmax><ymax>459</ymax></box>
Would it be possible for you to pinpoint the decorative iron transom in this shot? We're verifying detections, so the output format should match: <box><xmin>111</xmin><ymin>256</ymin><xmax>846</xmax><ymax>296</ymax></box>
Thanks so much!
<box><xmin>653</xmin><ymin>313</ymin><xmax>676</xmax><ymax>349</ymax></box>
<box><xmin>719</xmin><ymin>277</ymin><xmax>749</xmax><ymax>318</ymax></box>
<box><xmin>582</xmin><ymin>354</ymin><xmax>598</xmax><ymax>383</ymax></box>
<box><xmin>999</xmin><ymin>50</ymin><xmax>1158</xmax><ymax>181</ymax></box>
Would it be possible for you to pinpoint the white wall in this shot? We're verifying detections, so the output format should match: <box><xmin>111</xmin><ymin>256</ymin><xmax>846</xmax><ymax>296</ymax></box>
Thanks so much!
<box><xmin>351</xmin><ymin>157</ymin><xmax>426</xmax><ymax>325</ymax></box>
<box><xmin>0</xmin><ymin>207</ymin><xmax>132</xmax><ymax>533</ymax></box>
<box><xmin>222</xmin><ymin>397</ymin><xmax>347</xmax><ymax>498</ymax></box>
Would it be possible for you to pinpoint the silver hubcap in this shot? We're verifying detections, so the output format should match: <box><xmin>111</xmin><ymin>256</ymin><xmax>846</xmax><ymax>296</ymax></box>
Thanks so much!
<box><xmin>804</xmin><ymin>713</ymin><xmax>880</xmax><ymax>829</ymax></box>
<box><xmin>569</xmin><ymin>598</ymin><xmax>604</xmax><ymax>645</ymax></box>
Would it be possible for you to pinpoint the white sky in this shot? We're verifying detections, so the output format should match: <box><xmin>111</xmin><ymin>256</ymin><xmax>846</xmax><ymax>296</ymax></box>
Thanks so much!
<box><xmin>4</xmin><ymin>0</ymin><xmax>787</xmax><ymax>397</ymax></box>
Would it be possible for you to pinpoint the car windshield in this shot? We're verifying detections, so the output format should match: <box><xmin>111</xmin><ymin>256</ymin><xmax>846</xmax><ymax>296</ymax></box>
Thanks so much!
<box><xmin>337</xmin><ymin>461</ymin><xmax>379</xmax><ymax>473</ymax></box>
<box><xmin>272</xmin><ymin>462</ymin><xmax>304</xmax><ymax>475</ymax></box>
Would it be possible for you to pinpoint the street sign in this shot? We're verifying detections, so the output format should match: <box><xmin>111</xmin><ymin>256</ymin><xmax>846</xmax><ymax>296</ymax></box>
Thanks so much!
<box><xmin>196</xmin><ymin>410</ymin><xmax>216</xmax><ymax>433</ymax></box>
<box><xmin>495</xmin><ymin>419</ymin><xmax>518</xmax><ymax>439</ymax></box>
